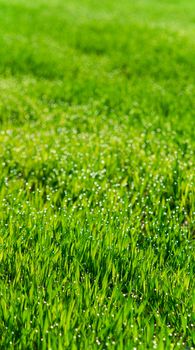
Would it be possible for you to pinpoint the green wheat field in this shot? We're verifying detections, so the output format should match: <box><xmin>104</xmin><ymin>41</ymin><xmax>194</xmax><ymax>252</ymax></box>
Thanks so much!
<box><xmin>0</xmin><ymin>0</ymin><xmax>195</xmax><ymax>349</ymax></box>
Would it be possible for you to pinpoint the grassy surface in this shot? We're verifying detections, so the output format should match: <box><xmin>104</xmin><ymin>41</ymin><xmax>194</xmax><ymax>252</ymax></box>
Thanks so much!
<box><xmin>0</xmin><ymin>0</ymin><xmax>195</xmax><ymax>349</ymax></box>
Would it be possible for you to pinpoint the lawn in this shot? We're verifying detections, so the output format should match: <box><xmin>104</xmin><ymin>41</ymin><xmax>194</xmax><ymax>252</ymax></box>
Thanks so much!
<box><xmin>0</xmin><ymin>0</ymin><xmax>195</xmax><ymax>349</ymax></box>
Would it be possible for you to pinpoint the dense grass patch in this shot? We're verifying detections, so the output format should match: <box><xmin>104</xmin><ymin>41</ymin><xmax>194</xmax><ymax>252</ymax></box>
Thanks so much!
<box><xmin>0</xmin><ymin>0</ymin><xmax>194</xmax><ymax>349</ymax></box>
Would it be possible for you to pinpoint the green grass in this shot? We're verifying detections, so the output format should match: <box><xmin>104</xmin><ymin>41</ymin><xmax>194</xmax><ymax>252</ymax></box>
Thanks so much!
<box><xmin>0</xmin><ymin>0</ymin><xmax>195</xmax><ymax>349</ymax></box>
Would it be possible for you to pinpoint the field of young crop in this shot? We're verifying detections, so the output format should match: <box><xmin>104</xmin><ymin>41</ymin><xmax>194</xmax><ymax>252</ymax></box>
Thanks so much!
<box><xmin>0</xmin><ymin>0</ymin><xmax>195</xmax><ymax>349</ymax></box>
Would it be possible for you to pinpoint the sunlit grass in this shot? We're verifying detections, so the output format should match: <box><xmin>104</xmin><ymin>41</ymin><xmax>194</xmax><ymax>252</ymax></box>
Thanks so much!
<box><xmin>0</xmin><ymin>0</ymin><xmax>194</xmax><ymax>349</ymax></box>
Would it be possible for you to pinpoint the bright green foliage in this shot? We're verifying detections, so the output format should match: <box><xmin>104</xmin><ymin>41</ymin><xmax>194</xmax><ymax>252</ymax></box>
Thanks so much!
<box><xmin>0</xmin><ymin>0</ymin><xmax>195</xmax><ymax>349</ymax></box>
